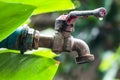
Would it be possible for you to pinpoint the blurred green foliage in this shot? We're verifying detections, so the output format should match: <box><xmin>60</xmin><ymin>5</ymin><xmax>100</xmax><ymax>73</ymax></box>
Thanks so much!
<box><xmin>99</xmin><ymin>47</ymin><xmax>120</xmax><ymax>72</ymax></box>
<box><xmin>99</xmin><ymin>47</ymin><xmax>120</xmax><ymax>80</ymax></box>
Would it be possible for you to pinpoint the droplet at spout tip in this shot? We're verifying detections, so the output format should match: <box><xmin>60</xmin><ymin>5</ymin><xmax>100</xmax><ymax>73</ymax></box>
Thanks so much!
<box><xmin>99</xmin><ymin>17</ymin><xmax>103</xmax><ymax>21</ymax></box>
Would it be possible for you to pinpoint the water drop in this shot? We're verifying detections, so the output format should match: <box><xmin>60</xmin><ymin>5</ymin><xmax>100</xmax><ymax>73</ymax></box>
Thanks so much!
<box><xmin>99</xmin><ymin>17</ymin><xmax>103</xmax><ymax>21</ymax></box>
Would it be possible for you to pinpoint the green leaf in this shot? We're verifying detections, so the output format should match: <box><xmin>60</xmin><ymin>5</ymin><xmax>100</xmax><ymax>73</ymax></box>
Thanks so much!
<box><xmin>0</xmin><ymin>48</ymin><xmax>59</xmax><ymax>80</ymax></box>
<box><xmin>33</xmin><ymin>0</ymin><xmax>75</xmax><ymax>14</ymax></box>
<box><xmin>99</xmin><ymin>47</ymin><xmax>120</xmax><ymax>72</ymax></box>
<box><xmin>104</xmin><ymin>0</ymin><xmax>113</xmax><ymax>12</ymax></box>
<box><xmin>0</xmin><ymin>0</ymin><xmax>75</xmax><ymax>14</ymax></box>
<box><xmin>0</xmin><ymin>1</ymin><xmax>35</xmax><ymax>41</ymax></box>
<box><xmin>25</xmin><ymin>48</ymin><xmax>58</xmax><ymax>58</ymax></box>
